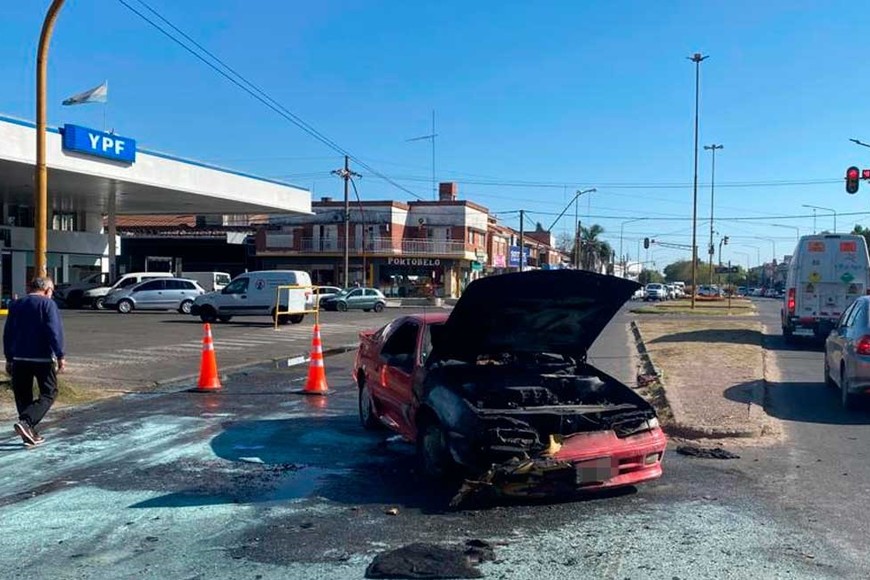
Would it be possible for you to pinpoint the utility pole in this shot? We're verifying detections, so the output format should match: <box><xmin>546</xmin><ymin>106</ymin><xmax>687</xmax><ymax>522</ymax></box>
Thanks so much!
<box><xmin>575</xmin><ymin>220</ymin><xmax>582</xmax><ymax>269</ymax></box>
<box><xmin>688</xmin><ymin>52</ymin><xmax>709</xmax><ymax>310</ymax></box>
<box><xmin>332</xmin><ymin>156</ymin><xmax>361</xmax><ymax>287</ymax></box>
<box><xmin>704</xmin><ymin>144</ymin><xmax>723</xmax><ymax>285</ymax></box>
<box><xmin>518</xmin><ymin>210</ymin><xmax>525</xmax><ymax>272</ymax></box>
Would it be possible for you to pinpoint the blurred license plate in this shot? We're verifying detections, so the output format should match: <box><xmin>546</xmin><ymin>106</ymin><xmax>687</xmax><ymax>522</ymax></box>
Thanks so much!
<box><xmin>575</xmin><ymin>457</ymin><xmax>615</xmax><ymax>484</ymax></box>
<box><xmin>794</xmin><ymin>328</ymin><xmax>814</xmax><ymax>336</ymax></box>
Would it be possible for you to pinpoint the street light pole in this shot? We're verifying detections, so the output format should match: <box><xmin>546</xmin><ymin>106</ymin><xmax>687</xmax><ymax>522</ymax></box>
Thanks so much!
<box><xmin>35</xmin><ymin>0</ymin><xmax>67</xmax><ymax>278</ymax></box>
<box><xmin>802</xmin><ymin>204</ymin><xmax>836</xmax><ymax>233</ymax></box>
<box><xmin>688</xmin><ymin>52</ymin><xmax>709</xmax><ymax>309</ymax></box>
<box><xmin>704</xmin><ymin>144</ymin><xmax>723</xmax><ymax>285</ymax></box>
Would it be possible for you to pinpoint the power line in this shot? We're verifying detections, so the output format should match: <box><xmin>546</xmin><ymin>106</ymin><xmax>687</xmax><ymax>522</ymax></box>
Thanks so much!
<box><xmin>117</xmin><ymin>0</ymin><xmax>425</xmax><ymax>200</ymax></box>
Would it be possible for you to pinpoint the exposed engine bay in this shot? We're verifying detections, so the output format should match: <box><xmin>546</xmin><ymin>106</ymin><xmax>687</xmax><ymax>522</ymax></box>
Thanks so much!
<box><xmin>426</xmin><ymin>352</ymin><xmax>658</xmax><ymax>466</ymax></box>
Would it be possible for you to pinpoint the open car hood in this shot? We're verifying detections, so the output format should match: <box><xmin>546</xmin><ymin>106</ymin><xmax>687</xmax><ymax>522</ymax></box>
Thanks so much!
<box><xmin>430</xmin><ymin>270</ymin><xmax>640</xmax><ymax>363</ymax></box>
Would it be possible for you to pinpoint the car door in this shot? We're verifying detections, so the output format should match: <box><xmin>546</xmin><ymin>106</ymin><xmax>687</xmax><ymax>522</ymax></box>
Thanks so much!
<box><xmin>220</xmin><ymin>276</ymin><xmax>250</xmax><ymax>314</ymax></box>
<box><xmin>131</xmin><ymin>280</ymin><xmax>166</xmax><ymax>309</ymax></box>
<box><xmin>376</xmin><ymin>319</ymin><xmax>421</xmax><ymax>438</ymax></box>
<box><xmin>363</xmin><ymin>289</ymin><xmax>380</xmax><ymax>309</ymax></box>
<box><xmin>344</xmin><ymin>288</ymin><xmax>364</xmax><ymax>310</ymax></box>
<box><xmin>829</xmin><ymin>301</ymin><xmax>858</xmax><ymax>383</ymax></box>
<box><xmin>162</xmin><ymin>279</ymin><xmax>193</xmax><ymax>309</ymax></box>
<box><xmin>844</xmin><ymin>301</ymin><xmax>868</xmax><ymax>385</ymax></box>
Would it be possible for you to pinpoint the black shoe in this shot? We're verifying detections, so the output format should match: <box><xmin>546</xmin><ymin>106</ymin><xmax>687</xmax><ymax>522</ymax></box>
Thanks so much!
<box><xmin>14</xmin><ymin>422</ymin><xmax>36</xmax><ymax>445</ymax></box>
<box><xmin>30</xmin><ymin>428</ymin><xmax>45</xmax><ymax>445</ymax></box>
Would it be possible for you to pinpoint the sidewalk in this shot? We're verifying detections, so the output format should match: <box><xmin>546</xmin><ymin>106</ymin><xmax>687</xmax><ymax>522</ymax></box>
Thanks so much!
<box><xmin>633</xmin><ymin>315</ymin><xmax>779</xmax><ymax>440</ymax></box>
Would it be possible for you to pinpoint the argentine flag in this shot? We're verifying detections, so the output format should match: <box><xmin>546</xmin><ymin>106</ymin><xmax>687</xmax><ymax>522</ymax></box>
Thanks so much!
<box><xmin>62</xmin><ymin>81</ymin><xmax>108</xmax><ymax>106</ymax></box>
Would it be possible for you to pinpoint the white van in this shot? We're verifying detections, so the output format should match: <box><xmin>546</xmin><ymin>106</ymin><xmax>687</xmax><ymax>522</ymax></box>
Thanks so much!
<box><xmin>191</xmin><ymin>270</ymin><xmax>313</xmax><ymax>324</ymax></box>
<box><xmin>782</xmin><ymin>234</ymin><xmax>870</xmax><ymax>340</ymax></box>
<box><xmin>82</xmin><ymin>272</ymin><xmax>174</xmax><ymax>310</ymax></box>
<box><xmin>182</xmin><ymin>271</ymin><xmax>232</xmax><ymax>292</ymax></box>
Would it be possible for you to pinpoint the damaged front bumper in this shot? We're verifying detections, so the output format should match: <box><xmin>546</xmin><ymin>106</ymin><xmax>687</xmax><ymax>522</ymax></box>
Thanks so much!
<box><xmin>451</xmin><ymin>427</ymin><xmax>666</xmax><ymax>506</ymax></box>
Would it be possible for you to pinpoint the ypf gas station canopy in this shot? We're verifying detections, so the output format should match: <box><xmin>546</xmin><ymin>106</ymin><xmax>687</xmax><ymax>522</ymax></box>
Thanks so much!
<box><xmin>0</xmin><ymin>114</ymin><xmax>311</xmax><ymax>215</ymax></box>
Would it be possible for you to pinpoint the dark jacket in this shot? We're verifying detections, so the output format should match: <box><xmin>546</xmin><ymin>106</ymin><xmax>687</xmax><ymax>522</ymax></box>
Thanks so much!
<box><xmin>3</xmin><ymin>294</ymin><xmax>65</xmax><ymax>361</ymax></box>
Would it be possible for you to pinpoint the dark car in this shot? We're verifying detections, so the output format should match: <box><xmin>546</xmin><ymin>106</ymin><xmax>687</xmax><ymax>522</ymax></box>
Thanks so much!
<box><xmin>354</xmin><ymin>270</ymin><xmax>666</xmax><ymax>503</ymax></box>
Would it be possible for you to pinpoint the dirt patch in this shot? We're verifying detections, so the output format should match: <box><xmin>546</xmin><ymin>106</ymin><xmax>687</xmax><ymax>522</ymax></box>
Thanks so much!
<box><xmin>0</xmin><ymin>375</ymin><xmax>116</xmax><ymax>420</ymax></box>
<box><xmin>636</xmin><ymin>319</ymin><xmax>780</xmax><ymax>441</ymax></box>
<box><xmin>676</xmin><ymin>444</ymin><xmax>740</xmax><ymax>459</ymax></box>
<box><xmin>365</xmin><ymin>539</ymin><xmax>495</xmax><ymax>579</ymax></box>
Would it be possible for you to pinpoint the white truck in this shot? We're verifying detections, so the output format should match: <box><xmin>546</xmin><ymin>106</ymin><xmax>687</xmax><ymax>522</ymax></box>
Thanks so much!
<box><xmin>782</xmin><ymin>234</ymin><xmax>870</xmax><ymax>341</ymax></box>
<box><xmin>182</xmin><ymin>271</ymin><xmax>232</xmax><ymax>292</ymax></box>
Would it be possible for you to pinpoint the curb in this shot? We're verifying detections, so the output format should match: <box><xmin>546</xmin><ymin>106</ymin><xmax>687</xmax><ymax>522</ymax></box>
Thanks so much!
<box><xmin>630</xmin><ymin>320</ymin><xmax>763</xmax><ymax>439</ymax></box>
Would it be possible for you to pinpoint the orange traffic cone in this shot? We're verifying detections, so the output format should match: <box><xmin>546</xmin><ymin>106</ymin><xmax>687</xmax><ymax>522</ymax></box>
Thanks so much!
<box><xmin>196</xmin><ymin>323</ymin><xmax>222</xmax><ymax>392</ymax></box>
<box><xmin>301</xmin><ymin>324</ymin><xmax>329</xmax><ymax>395</ymax></box>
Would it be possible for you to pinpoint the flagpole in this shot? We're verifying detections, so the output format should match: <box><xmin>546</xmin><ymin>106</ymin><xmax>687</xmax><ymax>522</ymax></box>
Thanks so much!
<box><xmin>35</xmin><ymin>0</ymin><xmax>67</xmax><ymax>278</ymax></box>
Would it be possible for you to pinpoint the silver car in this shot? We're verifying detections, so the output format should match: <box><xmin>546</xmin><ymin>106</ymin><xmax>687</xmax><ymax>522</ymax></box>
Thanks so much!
<box><xmin>825</xmin><ymin>296</ymin><xmax>870</xmax><ymax>409</ymax></box>
<box><xmin>104</xmin><ymin>277</ymin><xmax>205</xmax><ymax>314</ymax></box>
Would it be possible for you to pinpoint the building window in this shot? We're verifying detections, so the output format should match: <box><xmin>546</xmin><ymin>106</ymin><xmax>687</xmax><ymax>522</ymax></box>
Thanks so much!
<box><xmin>52</xmin><ymin>212</ymin><xmax>78</xmax><ymax>232</ymax></box>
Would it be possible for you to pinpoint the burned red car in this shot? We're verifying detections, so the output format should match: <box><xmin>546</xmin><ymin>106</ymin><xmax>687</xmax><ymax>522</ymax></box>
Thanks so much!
<box><xmin>354</xmin><ymin>270</ymin><xmax>666</xmax><ymax>502</ymax></box>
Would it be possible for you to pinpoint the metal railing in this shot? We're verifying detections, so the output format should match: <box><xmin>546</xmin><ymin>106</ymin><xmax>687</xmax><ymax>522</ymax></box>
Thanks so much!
<box><xmin>273</xmin><ymin>284</ymin><xmax>319</xmax><ymax>330</ymax></box>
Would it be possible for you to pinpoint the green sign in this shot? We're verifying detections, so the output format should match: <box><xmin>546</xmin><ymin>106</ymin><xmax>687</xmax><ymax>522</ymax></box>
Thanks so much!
<box><xmin>841</xmin><ymin>272</ymin><xmax>855</xmax><ymax>283</ymax></box>
<box><xmin>471</xmin><ymin>261</ymin><xmax>483</xmax><ymax>272</ymax></box>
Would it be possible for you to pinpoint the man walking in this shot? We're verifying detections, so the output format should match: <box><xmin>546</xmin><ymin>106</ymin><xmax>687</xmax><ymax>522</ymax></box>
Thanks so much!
<box><xmin>3</xmin><ymin>277</ymin><xmax>65</xmax><ymax>446</ymax></box>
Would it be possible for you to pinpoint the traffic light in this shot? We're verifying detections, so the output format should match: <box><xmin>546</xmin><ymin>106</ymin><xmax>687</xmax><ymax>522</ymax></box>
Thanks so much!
<box><xmin>723</xmin><ymin>236</ymin><xmax>729</xmax><ymax>245</ymax></box>
<box><xmin>846</xmin><ymin>166</ymin><xmax>860</xmax><ymax>194</ymax></box>
<box><xmin>643</xmin><ymin>237</ymin><xmax>650</xmax><ymax>249</ymax></box>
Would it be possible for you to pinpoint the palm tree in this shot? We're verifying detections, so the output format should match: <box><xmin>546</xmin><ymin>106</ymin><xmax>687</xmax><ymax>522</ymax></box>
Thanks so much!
<box><xmin>578</xmin><ymin>224</ymin><xmax>612</xmax><ymax>272</ymax></box>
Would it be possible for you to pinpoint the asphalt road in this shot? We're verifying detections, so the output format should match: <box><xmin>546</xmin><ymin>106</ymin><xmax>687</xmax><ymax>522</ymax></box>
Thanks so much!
<box><xmin>752</xmin><ymin>297</ymin><xmax>870</xmax><ymax>569</ymax></box>
<box><xmin>2</xmin><ymin>307</ymin><xmax>415</xmax><ymax>388</ymax></box>
<box><xmin>1</xmin><ymin>308</ymin><xmax>865</xmax><ymax>578</ymax></box>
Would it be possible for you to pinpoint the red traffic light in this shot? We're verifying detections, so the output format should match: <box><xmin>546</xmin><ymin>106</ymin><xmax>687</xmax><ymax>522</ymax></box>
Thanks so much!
<box><xmin>847</xmin><ymin>166</ymin><xmax>860</xmax><ymax>194</ymax></box>
<box><xmin>862</xmin><ymin>169</ymin><xmax>870</xmax><ymax>179</ymax></box>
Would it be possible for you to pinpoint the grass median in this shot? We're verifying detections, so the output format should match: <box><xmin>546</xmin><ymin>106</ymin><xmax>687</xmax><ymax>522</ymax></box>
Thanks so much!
<box><xmin>631</xmin><ymin>297</ymin><xmax>756</xmax><ymax>316</ymax></box>
<box><xmin>636</xmin><ymin>317</ymin><xmax>776</xmax><ymax>439</ymax></box>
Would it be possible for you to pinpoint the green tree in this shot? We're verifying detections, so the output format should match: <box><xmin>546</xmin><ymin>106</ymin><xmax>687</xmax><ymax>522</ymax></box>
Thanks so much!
<box><xmin>638</xmin><ymin>269</ymin><xmax>664</xmax><ymax>284</ymax></box>
<box><xmin>663</xmin><ymin>259</ymin><xmax>715</xmax><ymax>286</ymax></box>
<box><xmin>853</xmin><ymin>225</ymin><xmax>870</xmax><ymax>248</ymax></box>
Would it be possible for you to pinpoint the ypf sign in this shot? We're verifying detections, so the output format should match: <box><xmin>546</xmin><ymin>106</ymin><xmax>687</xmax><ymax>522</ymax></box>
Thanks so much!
<box><xmin>61</xmin><ymin>124</ymin><xmax>136</xmax><ymax>164</ymax></box>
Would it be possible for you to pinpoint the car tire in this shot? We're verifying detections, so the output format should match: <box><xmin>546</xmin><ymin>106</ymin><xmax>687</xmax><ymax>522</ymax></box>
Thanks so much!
<box><xmin>272</xmin><ymin>309</ymin><xmax>290</xmax><ymax>325</ymax></box>
<box><xmin>117</xmin><ymin>299</ymin><xmax>133</xmax><ymax>314</ymax></box>
<box><xmin>179</xmin><ymin>300</ymin><xmax>194</xmax><ymax>315</ymax></box>
<box><xmin>417</xmin><ymin>420</ymin><xmax>459</xmax><ymax>481</ymax></box>
<box><xmin>373</xmin><ymin>302</ymin><xmax>385</xmax><ymax>313</ymax></box>
<box><xmin>217</xmin><ymin>315</ymin><xmax>233</xmax><ymax>323</ymax></box>
<box><xmin>825</xmin><ymin>357</ymin><xmax>836</xmax><ymax>389</ymax></box>
<box><xmin>289</xmin><ymin>314</ymin><xmax>305</xmax><ymax>324</ymax></box>
<box><xmin>200</xmin><ymin>307</ymin><xmax>218</xmax><ymax>323</ymax></box>
<box><xmin>92</xmin><ymin>297</ymin><xmax>106</xmax><ymax>310</ymax></box>
<box><xmin>336</xmin><ymin>302</ymin><xmax>348</xmax><ymax>312</ymax></box>
<box><xmin>358</xmin><ymin>378</ymin><xmax>381</xmax><ymax>430</ymax></box>
<box><xmin>842</xmin><ymin>368</ymin><xmax>858</xmax><ymax>410</ymax></box>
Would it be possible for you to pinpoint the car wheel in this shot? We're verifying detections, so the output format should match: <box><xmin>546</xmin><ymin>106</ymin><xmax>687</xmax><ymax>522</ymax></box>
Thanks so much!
<box><xmin>289</xmin><ymin>314</ymin><xmax>305</xmax><ymax>324</ymax></box>
<box><xmin>358</xmin><ymin>378</ymin><xmax>381</xmax><ymax>430</ymax></box>
<box><xmin>93</xmin><ymin>297</ymin><xmax>106</xmax><ymax>310</ymax></box>
<box><xmin>272</xmin><ymin>309</ymin><xmax>290</xmax><ymax>325</ymax></box>
<box><xmin>824</xmin><ymin>357</ymin><xmax>836</xmax><ymax>389</ymax></box>
<box><xmin>200</xmin><ymin>307</ymin><xmax>217</xmax><ymax>323</ymax></box>
<box><xmin>117</xmin><ymin>299</ymin><xmax>133</xmax><ymax>314</ymax></box>
<box><xmin>336</xmin><ymin>301</ymin><xmax>348</xmax><ymax>312</ymax></box>
<box><xmin>417</xmin><ymin>420</ymin><xmax>458</xmax><ymax>481</ymax></box>
<box><xmin>842</xmin><ymin>368</ymin><xmax>857</xmax><ymax>410</ymax></box>
<box><xmin>179</xmin><ymin>300</ymin><xmax>194</xmax><ymax>315</ymax></box>
<box><xmin>217</xmin><ymin>315</ymin><xmax>233</xmax><ymax>323</ymax></box>
<box><xmin>373</xmin><ymin>302</ymin><xmax>385</xmax><ymax>313</ymax></box>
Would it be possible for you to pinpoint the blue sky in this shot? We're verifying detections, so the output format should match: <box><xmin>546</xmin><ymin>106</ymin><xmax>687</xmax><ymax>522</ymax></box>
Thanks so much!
<box><xmin>2</xmin><ymin>0</ymin><xmax>870</xmax><ymax>268</ymax></box>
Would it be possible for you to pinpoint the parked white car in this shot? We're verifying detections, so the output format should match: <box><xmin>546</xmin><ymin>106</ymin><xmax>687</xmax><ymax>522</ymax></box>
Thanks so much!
<box><xmin>54</xmin><ymin>272</ymin><xmax>112</xmax><ymax>308</ymax></box>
